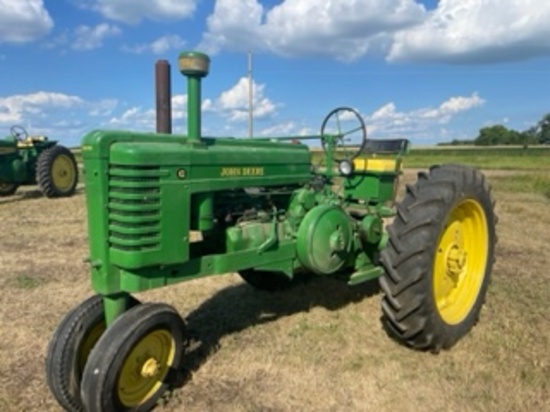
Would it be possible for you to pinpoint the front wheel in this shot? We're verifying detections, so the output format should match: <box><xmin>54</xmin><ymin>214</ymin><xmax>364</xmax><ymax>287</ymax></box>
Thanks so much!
<box><xmin>46</xmin><ymin>295</ymin><xmax>141</xmax><ymax>412</ymax></box>
<box><xmin>379</xmin><ymin>164</ymin><xmax>497</xmax><ymax>351</ymax></box>
<box><xmin>46</xmin><ymin>295</ymin><xmax>107</xmax><ymax>412</ymax></box>
<box><xmin>0</xmin><ymin>182</ymin><xmax>18</xmax><ymax>197</ymax></box>
<box><xmin>81</xmin><ymin>303</ymin><xmax>185</xmax><ymax>412</ymax></box>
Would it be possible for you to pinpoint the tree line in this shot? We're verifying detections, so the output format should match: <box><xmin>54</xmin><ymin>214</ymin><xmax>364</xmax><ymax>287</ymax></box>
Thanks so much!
<box><xmin>440</xmin><ymin>112</ymin><xmax>550</xmax><ymax>146</ymax></box>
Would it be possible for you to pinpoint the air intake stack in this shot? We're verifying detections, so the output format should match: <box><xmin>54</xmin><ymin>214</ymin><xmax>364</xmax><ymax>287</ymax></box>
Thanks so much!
<box><xmin>178</xmin><ymin>51</ymin><xmax>210</xmax><ymax>142</ymax></box>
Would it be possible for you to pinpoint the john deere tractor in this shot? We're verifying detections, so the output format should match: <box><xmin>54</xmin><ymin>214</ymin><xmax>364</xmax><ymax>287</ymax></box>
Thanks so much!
<box><xmin>0</xmin><ymin>126</ymin><xmax>78</xmax><ymax>197</ymax></box>
<box><xmin>46</xmin><ymin>52</ymin><xmax>496</xmax><ymax>412</ymax></box>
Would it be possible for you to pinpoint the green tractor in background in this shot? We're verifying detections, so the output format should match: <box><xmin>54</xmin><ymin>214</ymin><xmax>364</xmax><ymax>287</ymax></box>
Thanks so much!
<box><xmin>0</xmin><ymin>125</ymin><xmax>78</xmax><ymax>198</ymax></box>
<box><xmin>45</xmin><ymin>52</ymin><xmax>497</xmax><ymax>412</ymax></box>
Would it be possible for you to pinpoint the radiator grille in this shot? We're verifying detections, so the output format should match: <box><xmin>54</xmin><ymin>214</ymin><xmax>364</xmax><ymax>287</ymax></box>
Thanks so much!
<box><xmin>108</xmin><ymin>165</ymin><xmax>162</xmax><ymax>251</ymax></box>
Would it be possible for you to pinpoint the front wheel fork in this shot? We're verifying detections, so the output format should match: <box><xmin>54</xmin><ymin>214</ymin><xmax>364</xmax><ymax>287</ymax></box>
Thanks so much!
<box><xmin>103</xmin><ymin>293</ymin><xmax>134</xmax><ymax>326</ymax></box>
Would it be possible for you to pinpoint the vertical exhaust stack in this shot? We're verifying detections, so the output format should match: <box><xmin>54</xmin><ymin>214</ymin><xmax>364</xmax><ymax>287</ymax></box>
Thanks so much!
<box><xmin>178</xmin><ymin>51</ymin><xmax>210</xmax><ymax>142</ymax></box>
<box><xmin>155</xmin><ymin>60</ymin><xmax>172</xmax><ymax>134</ymax></box>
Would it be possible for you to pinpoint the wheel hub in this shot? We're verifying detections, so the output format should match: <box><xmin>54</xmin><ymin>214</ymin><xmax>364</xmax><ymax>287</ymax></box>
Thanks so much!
<box><xmin>446</xmin><ymin>244</ymin><xmax>467</xmax><ymax>278</ymax></box>
<box><xmin>140</xmin><ymin>357</ymin><xmax>161</xmax><ymax>378</ymax></box>
<box><xmin>52</xmin><ymin>155</ymin><xmax>76</xmax><ymax>190</ymax></box>
<box><xmin>329</xmin><ymin>228</ymin><xmax>345</xmax><ymax>253</ymax></box>
<box><xmin>433</xmin><ymin>198</ymin><xmax>489</xmax><ymax>325</ymax></box>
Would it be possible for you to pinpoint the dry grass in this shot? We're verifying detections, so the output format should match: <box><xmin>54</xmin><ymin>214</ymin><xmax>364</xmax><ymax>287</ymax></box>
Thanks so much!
<box><xmin>0</xmin><ymin>168</ymin><xmax>549</xmax><ymax>412</ymax></box>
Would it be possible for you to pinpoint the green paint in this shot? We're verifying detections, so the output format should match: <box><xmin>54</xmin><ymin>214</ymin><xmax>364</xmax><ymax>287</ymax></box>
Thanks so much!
<box><xmin>79</xmin><ymin>51</ymin><xmax>408</xmax><ymax>327</ymax></box>
<box><xmin>187</xmin><ymin>76</ymin><xmax>202</xmax><ymax>142</ymax></box>
<box><xmin>0</xmin><ymin>136</ymin><xmax>56</xmax><ymax>186</ymax></box>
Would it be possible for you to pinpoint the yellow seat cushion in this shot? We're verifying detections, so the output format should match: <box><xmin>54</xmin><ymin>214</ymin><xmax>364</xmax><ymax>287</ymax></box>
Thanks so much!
<box><xmin>16</xmin><ymin>136</ymin><xmax>47</xmax><ymax>148</ymax></box>
<box><xmin>353</xmin><ymin>158</ymin><xmax>400</xmax><ymax>173</ymax></box>
<box><xmin>16</xmin><ymin>138</ymin><xmax>34</xmax><ymax>148</ymax></box>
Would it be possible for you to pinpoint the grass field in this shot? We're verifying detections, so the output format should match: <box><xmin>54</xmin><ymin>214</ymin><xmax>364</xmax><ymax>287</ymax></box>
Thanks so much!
<box><xmin>311</xmin><ymin>145</ymin><xmax>550</xmax><ymax>171</ymax></box>
<box><xmin>0</xmin><ymin>150</ymin><xmax>549</xmax><ymax>411</ymax></box>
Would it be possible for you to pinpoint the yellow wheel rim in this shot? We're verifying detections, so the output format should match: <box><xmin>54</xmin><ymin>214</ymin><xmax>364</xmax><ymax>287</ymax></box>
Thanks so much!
<box><xmin>78</xmin><ymin>321</ymin><xmax>105</xmax><ymax>374</ymax></box>
<box><xmin>433</xmin><ymin>199</ymin><xmax>489</xmax><ymax>325</ymax></box>
<box><xmin>117</xmin><ymin>330</ymin><xmax>176</xmax><ymax>407</ymax></box>
<box><xmin>52</xmin><ymin>154</ymin><xmax>76</xmax><ymax>191</ymax></box>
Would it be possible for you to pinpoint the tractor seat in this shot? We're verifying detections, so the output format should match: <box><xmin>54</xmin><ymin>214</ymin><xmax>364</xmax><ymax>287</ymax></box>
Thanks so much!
<box><xmin>362</xmin><ymin>138</ymin><xmax>410</xmax><ymax>154</ymax></box>
<box><xmin>353</xmin><ymin>138</ymin><xmax>410</xmax><ymax>173</ymax></box>
<box><xmin>354</xmin><ymin>158</ymin><xmax>400</xmax><ymax>173</ymax></box>
<box><xmin>16</xmin><ymin>136</ymin><xmax>48</xmax><ymax>148</ymax></box>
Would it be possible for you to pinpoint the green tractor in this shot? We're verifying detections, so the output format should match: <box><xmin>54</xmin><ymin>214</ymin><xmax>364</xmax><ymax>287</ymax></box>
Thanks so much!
<box><xmin>46</xmin><ymin>52</ymin><xmax>497</xmax><ymax>412</ymax></box>
<box><xmin>0</xmin><ymin>126</ymin><xmax>78</xmax><ymax>197</ymax></box>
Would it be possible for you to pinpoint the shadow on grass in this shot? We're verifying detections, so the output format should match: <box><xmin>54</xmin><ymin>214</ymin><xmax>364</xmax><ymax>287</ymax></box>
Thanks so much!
<box><xmin>0</xmin><ymin>189</ymin><xmax>43</xmax><ymax>204</ymax></box>
<box><xmin>0</xmin><ymin>187</ymin><xmax>84</xmax><ymax>205</ymax></box>
<box><xmin>171</xmin><ymin>276</ymin><xmax>380</xmax><ymax>388</ymax></box>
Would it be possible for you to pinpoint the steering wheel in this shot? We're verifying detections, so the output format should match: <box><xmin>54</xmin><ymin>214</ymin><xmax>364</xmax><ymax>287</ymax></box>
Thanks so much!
<box><xmin>10</xmin><ymin>125</ymin><xmax>28</xmax><ymax>141</ymax></box>
<box><xmin>320</xmin><ymin>107</ymin><xmax>367</xmax><ymax>162</ymax></box>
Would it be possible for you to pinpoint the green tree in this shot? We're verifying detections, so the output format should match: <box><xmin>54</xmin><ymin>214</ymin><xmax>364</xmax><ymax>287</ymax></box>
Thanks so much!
<box><xmin>475</xmin><ymin>125</ymin><xmax>538</xmax><ymax>146</ymax></box>
<box><xmin>475</xmin><ymin>125</ymin><xmax>512</xmax><ymax>145</ymax></box>
<box><xmin>536</xmin><ymin>113</ymin><xmax>550</xmax><ymax>143</ymax></box>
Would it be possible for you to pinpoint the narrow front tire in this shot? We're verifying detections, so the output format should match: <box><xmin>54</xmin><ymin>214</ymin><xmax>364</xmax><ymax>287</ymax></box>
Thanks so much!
<box><xmin>81</xmin><ymin>303</ymin><xmax>185</xmax><ymax>412</ymax></box>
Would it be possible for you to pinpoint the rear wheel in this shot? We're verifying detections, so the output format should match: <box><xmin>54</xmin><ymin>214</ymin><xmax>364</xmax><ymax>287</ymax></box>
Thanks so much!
<box><xmin>379</xmin><ymin>164</ymin><xmax>497</xmax><ymax>351</ymax></box>
<box><xmin>81</xmin><ymin>303</ymin><xmax>185</xmax><ymax>412</ymax></box>
<box><xmin>36</xmin><ymin>145</ymin><xmax>78</xmax><ymax>198</ymax></box>
<box><xmin>0</xmin><ymin>182</ymin><xmax>18</xmax><ymax>196</ymax></box>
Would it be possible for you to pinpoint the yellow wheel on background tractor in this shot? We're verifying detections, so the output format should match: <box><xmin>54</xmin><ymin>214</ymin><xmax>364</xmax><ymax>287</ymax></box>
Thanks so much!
<box><xmin>81</xmin><ymin>303</ymin><xmax>185</xmax><ymax>412</ymax></box>
<box><xmin>379</xmin><ymin>164</ymin><xmax>497</xmax><ymax>351</ymax></box>
<box><xmin>36</xmin><ymin>145</ymin><xmax>78</xmax><ymax>197</ymax></box>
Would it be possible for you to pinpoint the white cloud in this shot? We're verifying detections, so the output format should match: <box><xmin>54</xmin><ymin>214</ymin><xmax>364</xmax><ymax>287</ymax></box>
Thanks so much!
<box><xmin>263</xmin><ymin>0</ymin><xmax>425</xmax><ymax>61</ymax></box>
<box><xmin>0</xmin><ymin>91</ymin><xmax>122</xmax><ymax>145</ymax></box>
<box><xmin>259</xmin><ymin>121</ymin><xmax>296</xmax><ymax>136</ymax></box>
<box><xmin>257</xmin><ymin>121</ymin><xmax>313</xmax><ymax>137</ymax></box>
<box><xmin>200</xmin><ymin>0</ymin><xmax>550</xmax><ymax>64</ymax></box>
<box><xmin>389</xmin><ymin>0</ymin><xmax>550</xmax><ymax>63</ymax></box>
<box><xmin>0</xmin><ymin>92</ymin><xmax>84</xmax><ymax>123</ymax></box>
<box><xmin>88</xmin><ymin>99</ymin><xmax>118</xmax><ymax>117</ymax></box>
<box><xmin>105</xmin><ymin>77</ymin><xmax>277</xmax><ymax>137</ymax></box>
<box><xmin>72</xmin><ymin>23</ymin><xmax>121</xmax><ymax>51</ymax></box>
<box><xmin>108</xmin><ymin>106</ymin><xmax>156</xmax><ymax>130</ymax></box>
<box><xmin>123</xmin><ymin>35</ymin><xmax>186</xmax><ymax>55</ymax></box>
<box><xmin>106</xmin><ymin>93</ymin><xmax>190</xmax><ymax>132</ymax></box>
<box><xmin>92</xmin><ymin>0</ymin><xmax>196</xmax><ymax>24</ymax></box>
<box><xmin>0</xmin><ymin>0</ymin><xmax>53</xmax><ymax>43</ymax></box>
<box><xmin>200</xmin><ymin>0</ymin><xmax>426</xmax><ymax>61</ymax></box>
<box><xmin>366</xmin><ymin>93</ymin><xmax>485</xmax><ymax>140</ymax></box>
<box><xmin>421</xmin><ymin>93</ymin><xmax>485</xmax><ymax>121</ymax></box>
<box><xmin>215</xmin><ymin>77</ymin><xmax>277</xmax><ymax>121</ymax></box>
<box><xmin>200</xmin><ymin>0</ymin><xmax>265</xmax><ymax>55</ymax></box>
<box><xmin>171</xmin><ymin>94</ymin><xmax>187</xmax><ymax>120</ymax></box>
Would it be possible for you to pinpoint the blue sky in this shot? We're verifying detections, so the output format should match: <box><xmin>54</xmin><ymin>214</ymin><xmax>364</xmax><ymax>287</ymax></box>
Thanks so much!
<box><xmin>1</xmin><ymin>0</ymin><xmax>549</xmax><ymax>147</ymax></box>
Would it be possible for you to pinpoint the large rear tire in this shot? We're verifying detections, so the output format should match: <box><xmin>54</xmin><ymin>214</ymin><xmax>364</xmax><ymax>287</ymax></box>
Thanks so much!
<box><xmin>379</xmin><ymin>164</ymin><xmax>497</xmax><ymax>351</ymax></box>
<box><xmin>36</xmin><ymin>145</ymin><xmax>78</xmax><ymax>198</ymax></box>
